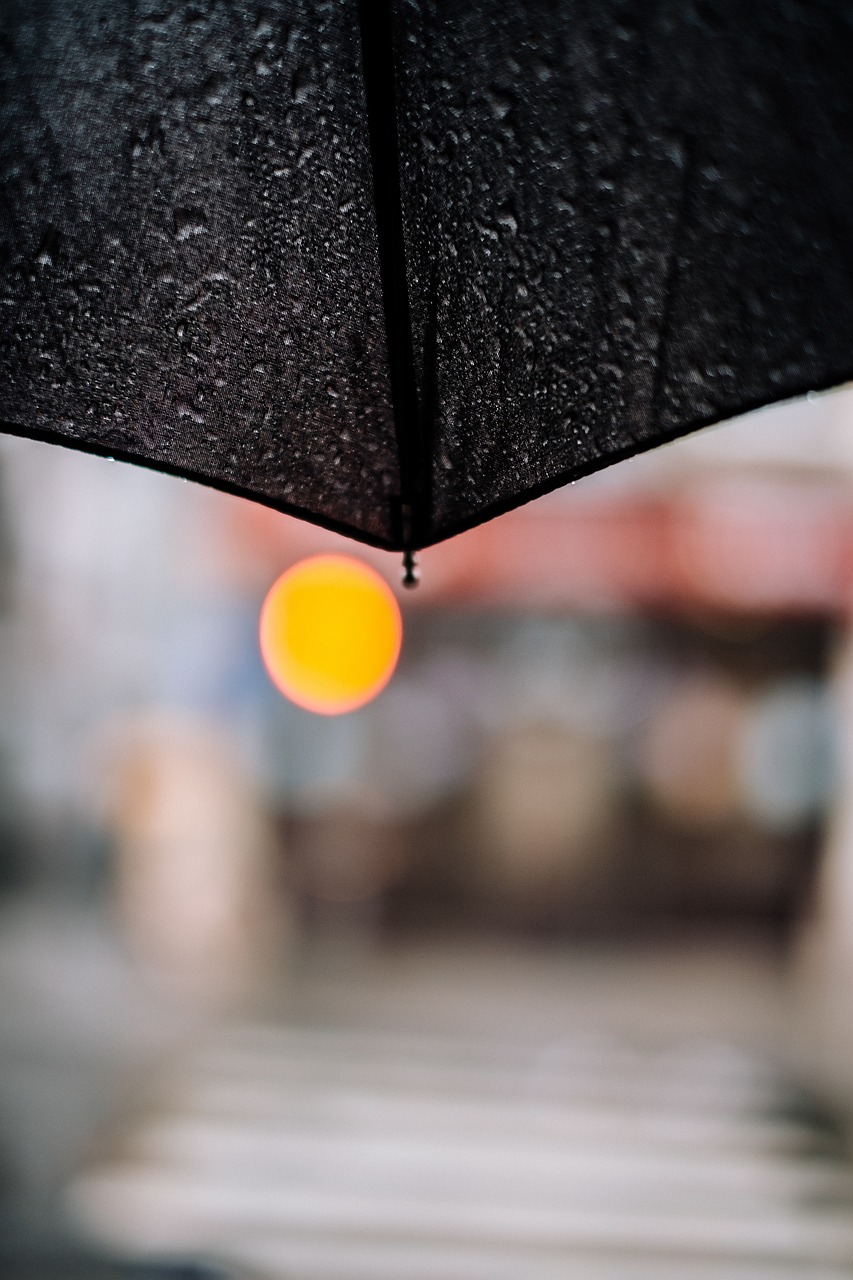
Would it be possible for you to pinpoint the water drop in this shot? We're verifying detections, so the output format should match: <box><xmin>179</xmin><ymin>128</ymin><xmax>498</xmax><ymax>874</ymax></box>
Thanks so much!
<box><xmin>173</xmin><ymin>208</ymin><xmax>207</xmax><ymax>241</ymax></box>
<box><xmin>203</xmin><ymin>76</ymin><xmax>225</xmax><ymax>106</ymax></box>
<box><xmin>496</xmin><ymin>205</ymin><xmax>518</xmax><ymax>234</ymax></box>
<box><xmin>292</xmin><ymin>67</ymin><xmax>312</xmax><ymax>104</ymax></box>
<box><xmin>174</xmin><ymin>398</ymin><xmax>205</xmax><ymax>423</ymax></box>
<box><xmin>485</xmin><ymin>85</ymin><xmax>515</xmax><ymax>120</ymax></box>
<box><xmin>35</xmin><ymin>224</ymin><xmax>60</xmax><ymax>267</ymax></box>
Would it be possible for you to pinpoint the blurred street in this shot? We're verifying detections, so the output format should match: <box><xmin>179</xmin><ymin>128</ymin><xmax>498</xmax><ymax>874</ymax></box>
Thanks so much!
<box><xmin>4</xmin><ymin>896</ymin><xmax>853</xmax><ymax>1276</ymax></box>
<box><xmin>3</xmin><ymin>392</ymin><xmax>853</xmax><ymax>1275</ymax></box>
<box><xmin>11</xmin><ymin>926</ymin><xmax>853</xmax><ymax>1278</ymax></box>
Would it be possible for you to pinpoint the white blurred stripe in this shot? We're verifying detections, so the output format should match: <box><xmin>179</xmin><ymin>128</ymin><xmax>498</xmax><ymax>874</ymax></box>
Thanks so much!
<box><xmin>71</xmin><ymin>1166</ymin><xmax>853</xmax><ymax>1262</ymax></box>
<box><xmin>121</xmin><ymin>1117</ymin><xmax>848</xmax><ymax>1208</ymax></box>
<box><xmin>175</xmin><ymin>1080</ymin><xmax>809</xmax><ymax>1154</ymax></box>
<box><xmin>69</xmin><ymin>1021</ymin><xmax>853</xmax><ymax>1277</ymax></box>
<box><xmin>237</xmin><ymin>1232</ymin><xmax>853</xmax><ymax>1280</ymax></box>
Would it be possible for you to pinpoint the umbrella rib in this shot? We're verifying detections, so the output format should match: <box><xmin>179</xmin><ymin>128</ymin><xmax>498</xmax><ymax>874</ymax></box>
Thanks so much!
<box><xmin>358</xmin><ymin>0</ymin><xmax>427</xmax><ymax>555</ymax></box>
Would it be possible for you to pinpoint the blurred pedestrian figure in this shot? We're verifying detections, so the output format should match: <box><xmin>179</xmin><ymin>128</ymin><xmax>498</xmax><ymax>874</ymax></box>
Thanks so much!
<box><xmin>105</xmin><ymin>712</ymin><xmax>291</xmax><ymax>1007</ymax></box>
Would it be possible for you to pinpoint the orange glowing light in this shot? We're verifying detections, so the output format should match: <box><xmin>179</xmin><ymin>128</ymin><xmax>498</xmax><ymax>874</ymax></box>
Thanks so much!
<box><xmin>259</xmin><ymin>555</ymin><xmax>402</xmax><ymax>715</ymax></box>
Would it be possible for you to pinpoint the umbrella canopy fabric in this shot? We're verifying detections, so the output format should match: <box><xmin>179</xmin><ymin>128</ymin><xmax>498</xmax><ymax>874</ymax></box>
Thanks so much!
<box><xmin>1</xmin><ymin>0</ymin><xmax>853</xmax><ymax>553</ymax></box>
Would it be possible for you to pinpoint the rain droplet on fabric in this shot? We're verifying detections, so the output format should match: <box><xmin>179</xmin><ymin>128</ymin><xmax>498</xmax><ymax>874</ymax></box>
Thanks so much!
<box><xmin>292</xmin><ymin>67</ymin><xmax>312</xmax><ymax>103</ymax></box>
<box><xmin>35</xmin><ymin>225</ymin><xmax>61</xmax><ymax>267</ymax></box>
<box><xmin>485</xmin><ymin>85</ymin><xmax>516</xmax><ymax>119</ymax></box>
<box><xmin>496</xmin><ymin>205</ymin><xmax>518</xmax><ymax>234</ymax></box>
<box><xmin>174</xmin><ymin>398</ymin><xmax>205</xmax><ymax>423</ymax></box>
<box><xmin>173</xmin><ymin>209</ymin><xmax>208</xmax><ymax>241</ymax></box>
<box><xmin>203</xmin><ymin>76</ymin><xmax>226</xmax><ymax>105</ymax></box>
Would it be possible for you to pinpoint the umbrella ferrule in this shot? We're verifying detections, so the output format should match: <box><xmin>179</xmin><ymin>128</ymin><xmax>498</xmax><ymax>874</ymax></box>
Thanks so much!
<box><xmin>400</xmin><ymin>503</ymin><xmax>420</xmax><ymax>588</ymax></box>
<box><xmin>401</xmin><ymin>548</ymin><xmax>420</xmax><ymax>590</ymax></box>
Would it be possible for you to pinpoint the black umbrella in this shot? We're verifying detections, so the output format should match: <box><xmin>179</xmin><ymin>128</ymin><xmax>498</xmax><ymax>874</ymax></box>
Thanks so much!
<box><xmin>2</xmin><ymin>0</ymin><xmax>852</xmax><ymax>580</ymax></box>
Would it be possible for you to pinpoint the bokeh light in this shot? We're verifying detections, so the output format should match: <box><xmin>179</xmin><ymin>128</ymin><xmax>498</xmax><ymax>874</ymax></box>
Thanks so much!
<box><xmin>259</xmin><ymin>555</ymin><xmax>402</xmax><ymax>715</ymax></box>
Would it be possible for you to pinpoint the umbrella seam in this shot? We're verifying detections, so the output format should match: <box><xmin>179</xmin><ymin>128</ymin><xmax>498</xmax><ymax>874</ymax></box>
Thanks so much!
<box><xmin>358</xmin><ymin>0</ymin><xmax>429</xmax><ymax>551</ymax></box>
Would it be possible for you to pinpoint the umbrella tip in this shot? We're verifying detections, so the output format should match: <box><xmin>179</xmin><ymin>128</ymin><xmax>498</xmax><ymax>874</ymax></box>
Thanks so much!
<box><xmin>401</xmin><ymin>549</ymin><xmax>420</xmax><ymax>589</ymax></box>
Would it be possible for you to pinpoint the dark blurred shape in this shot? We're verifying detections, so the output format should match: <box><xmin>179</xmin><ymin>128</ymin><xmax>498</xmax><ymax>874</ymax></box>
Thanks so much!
<box><xmin>0</xmin><ymin>1239</ymin><xmax>229</xmax><ymax>1280</ymax></box>
<box><xmin>289</xmin><ymin>797</ymin><xmax>404</xmax><ymax>913</ymax></box>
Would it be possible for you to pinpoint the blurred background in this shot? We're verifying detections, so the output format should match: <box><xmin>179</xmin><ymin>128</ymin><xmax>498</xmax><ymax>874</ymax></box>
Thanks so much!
<box><xmin>3</xmin><ymin>387</ymin><xmax>853</xmax><ymax>1277</ymax></box>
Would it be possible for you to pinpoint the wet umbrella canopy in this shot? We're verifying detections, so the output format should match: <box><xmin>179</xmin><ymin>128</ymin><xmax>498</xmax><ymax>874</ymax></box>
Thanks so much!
<box><xmin>1</xmin><ymin>0</ymin><xmax>852</xmax><ymax>558</ymax></box>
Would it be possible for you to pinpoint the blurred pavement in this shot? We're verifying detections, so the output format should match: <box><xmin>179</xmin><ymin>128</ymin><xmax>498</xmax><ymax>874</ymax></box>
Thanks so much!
<box><xmin>9</xmin><ymin>928</ymin><xmax>844</xmax><ymax>1279</ymax></box>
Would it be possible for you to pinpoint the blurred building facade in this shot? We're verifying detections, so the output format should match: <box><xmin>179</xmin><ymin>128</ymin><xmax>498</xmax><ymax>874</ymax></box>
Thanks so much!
<box><xmin>1</xmin><ymin>391</ymin><xmax>849</xmax><ymax>938</ymax></box>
